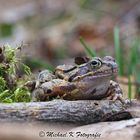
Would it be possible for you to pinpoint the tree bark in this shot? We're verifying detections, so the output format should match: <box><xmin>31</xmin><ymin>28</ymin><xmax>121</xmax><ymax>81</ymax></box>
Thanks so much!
<box><xmin>0</xmin><ymin>99</ymin><xmax>139</xmax><ymax>124</ymax></box>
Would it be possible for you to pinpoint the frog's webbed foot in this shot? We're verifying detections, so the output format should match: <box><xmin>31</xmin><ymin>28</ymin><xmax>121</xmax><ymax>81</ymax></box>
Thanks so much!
<box><xmin>107</xmin><ymin>80</ymin><xmax>125</xmax><ymax>104</ymax></box>
<box><xmin>31</xmin><ymin>88</ymin><xmax>45</xmax><ymax>101</ymax></box>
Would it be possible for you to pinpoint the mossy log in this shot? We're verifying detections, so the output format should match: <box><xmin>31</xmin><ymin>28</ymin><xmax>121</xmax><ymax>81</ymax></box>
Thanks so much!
<box><xmin>0</xmin><ymin>99</ymin><xmax>139</xmax><ymax>124</ymax></box>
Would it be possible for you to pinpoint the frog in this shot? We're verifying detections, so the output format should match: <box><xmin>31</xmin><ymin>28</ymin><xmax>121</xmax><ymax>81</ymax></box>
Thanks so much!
<box><xmin>35</xmin><ymin>70</ymin><xmax>56</xmax><ymax>88</ymax></box>
<box><xmin>25</xmin><ymin>69</ymin><xmax>56</xmax><ymax>91</ymax></box>
<box><xmin>27</xmin><ymin>56</ymin><xmax>125</xmax><ymax>103</ymax></box>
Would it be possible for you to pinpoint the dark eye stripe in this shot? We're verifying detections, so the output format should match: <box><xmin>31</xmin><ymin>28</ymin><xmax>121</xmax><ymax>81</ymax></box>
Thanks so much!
<box><xmin>63</xmin><ymin>66</ymin><xmax>77</xmax><ymax>73</ymax></box>
<box><xmin>98</xmin><ymin>59</ymin><xmax>102</xmax><ymax>64</ymax></box>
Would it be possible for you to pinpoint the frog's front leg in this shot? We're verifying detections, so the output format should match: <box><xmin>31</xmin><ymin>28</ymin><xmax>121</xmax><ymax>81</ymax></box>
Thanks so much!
<box><xmin>107</xmin><ymin>80</ymin><xmax>125</xmax><ymax>103</ymax></box>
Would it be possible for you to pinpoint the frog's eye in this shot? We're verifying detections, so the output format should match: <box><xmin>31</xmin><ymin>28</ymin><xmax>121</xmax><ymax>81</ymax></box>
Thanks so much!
<box><xmin>91</xmin><ymin>60</ymin><xmax>98</xmax><ymax>66</ymax></box>
<box><xmin>91</xmin><ymin>60</ymin><xmax>102</xmax><ymax>67</ymax></box>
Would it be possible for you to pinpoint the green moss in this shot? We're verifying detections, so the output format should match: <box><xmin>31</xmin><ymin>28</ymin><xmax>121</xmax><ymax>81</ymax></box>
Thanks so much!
<box><xmin>14</xmin><ymin>87</ymin><xmax>31</xmax><ymax>102</ymax></box>
<box><xmin>4</xmin><ymin>45</ymin><xmax>15</xmax><ymax>63</ymax></box>
<box><xmin>0</xmin><ymin>44</ymin><xmax>32</xmax><ymax>103</ymax></box>
<box><xmin>0</xmin><ymin>77</ymin><xmax>6</xmax><ymax>92</ymax></box>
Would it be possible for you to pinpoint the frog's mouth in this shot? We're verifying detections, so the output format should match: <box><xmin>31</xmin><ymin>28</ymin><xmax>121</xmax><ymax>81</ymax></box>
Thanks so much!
<box><xmin>72</xmin><ymin>67</ymin><xmax>118</xmax><ymax>82</ymax></box>
<box><xmin>85</xmin><ymin>67</ymin><xmax>118</xmax><ymax>80</ymax></box>
<box><xmin>93</xmin><ymin>67</ymin><xmax>118</xmax><ymax>76</ymax></box>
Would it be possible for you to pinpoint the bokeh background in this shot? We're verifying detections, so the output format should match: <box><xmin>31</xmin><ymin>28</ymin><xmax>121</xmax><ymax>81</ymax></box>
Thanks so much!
<box><xmin>0</xmin><ymin>0</ymin><xmax>140</xmax><ymax>98</ymax></box>
<box><xmin>0</xmin><ymin>1</ymin><xmax>140</xmax><ymax>139</ymax></box>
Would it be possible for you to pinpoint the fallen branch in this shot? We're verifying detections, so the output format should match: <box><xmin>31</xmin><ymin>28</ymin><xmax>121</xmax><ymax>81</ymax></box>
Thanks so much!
<box><xmin>0</xmin><ymin>99</ymin><xmax>139</xmax><ymax>124</ymax></box>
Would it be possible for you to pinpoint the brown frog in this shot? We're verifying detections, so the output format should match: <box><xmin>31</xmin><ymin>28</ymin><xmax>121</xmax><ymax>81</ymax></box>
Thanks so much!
<box><xmin>27</xmin><ymin>56</ymin><xmax>124</xmax><ymax>103</ymax></box>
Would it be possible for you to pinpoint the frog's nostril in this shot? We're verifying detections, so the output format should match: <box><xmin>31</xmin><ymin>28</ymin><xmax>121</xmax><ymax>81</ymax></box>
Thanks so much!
<box><xmin>107</xmin><ymin>64</ymin><xmax>114</xmax><ymax>73</ymax></box>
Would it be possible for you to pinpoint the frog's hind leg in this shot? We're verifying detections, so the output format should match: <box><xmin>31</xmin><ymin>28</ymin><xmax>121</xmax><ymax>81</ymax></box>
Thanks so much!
<box><xmin>107</xmin><ymin>80</ymin><xmax>125</xmax><ymax>104</ymax></box>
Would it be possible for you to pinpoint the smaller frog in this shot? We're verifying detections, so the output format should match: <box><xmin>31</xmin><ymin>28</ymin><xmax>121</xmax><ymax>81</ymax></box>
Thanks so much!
<box><xmin>27</xmin><ymin>56</ymin><xmax>125</xmax><ymax>103</ymax></box>
<box><xmin>25</xmin><ymin>70</ymin><xmax>56</xmax><ymax>91</ymax></box>
<box><xmin>35</xmin><ymin>70</ymin><xmax>56</xmax><ymax>88</ymax></box>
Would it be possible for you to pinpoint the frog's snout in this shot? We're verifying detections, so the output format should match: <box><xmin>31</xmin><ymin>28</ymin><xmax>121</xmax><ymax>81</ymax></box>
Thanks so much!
<box><xmin>111</xmin><ymin>63</ymin><xmax>118</xmax><ymax>74</ymax></box>
<box><xmin>105</xmin><ymin>62</ymin><xmax>118</xmax><ymax>74</ymax></box>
